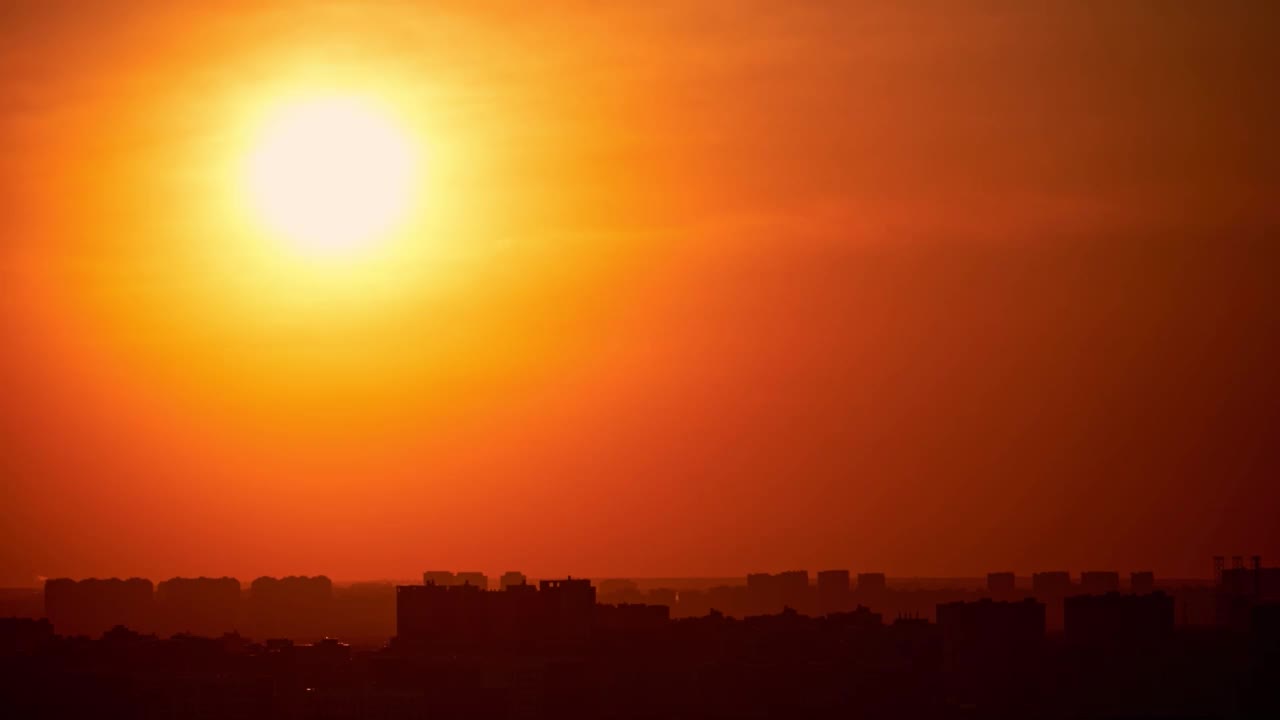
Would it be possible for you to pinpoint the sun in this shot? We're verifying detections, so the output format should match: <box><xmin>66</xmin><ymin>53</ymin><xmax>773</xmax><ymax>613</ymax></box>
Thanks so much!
<box><xmin>243</xmin><ymin>95</ymin><xmax>419</xmax><ymax>255</ymax></box>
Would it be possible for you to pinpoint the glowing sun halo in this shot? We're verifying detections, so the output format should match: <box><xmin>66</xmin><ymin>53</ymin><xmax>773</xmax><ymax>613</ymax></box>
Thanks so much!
<box><xmin>244</xmin><ymin>96</ymin><xmax>418</xmax><ymax>255</ymax></box>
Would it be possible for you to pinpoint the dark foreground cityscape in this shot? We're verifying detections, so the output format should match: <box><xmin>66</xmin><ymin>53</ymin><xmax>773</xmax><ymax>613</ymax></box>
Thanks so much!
<box><xmin>1</xmin><ymin>558</ymin><xmax>1277</xmax><ymax>718</ymax></box>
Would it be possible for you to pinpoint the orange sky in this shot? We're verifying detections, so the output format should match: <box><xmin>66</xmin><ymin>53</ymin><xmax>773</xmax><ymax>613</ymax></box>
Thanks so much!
<box><xmin>2</xmin><ymin>1</ymin><xmax>1278</xmax><ymax>586</ymax></box>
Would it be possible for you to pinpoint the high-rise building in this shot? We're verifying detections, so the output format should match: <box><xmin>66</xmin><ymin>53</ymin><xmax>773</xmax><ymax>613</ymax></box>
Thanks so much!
<box><xmin>539</xmin><ymin>578</ymin><xmax>596</xmax><ymax>645</ymax></box>
<box><xmin>455</xmin><ymin>572</ymin><xmax>489</xmax><ymax>591</ymax></box>
<box><xmin>397</xmin><ymin>583</ymin><xmax>475</xmax><ymax>647</ymax></box>
<box><xmin>777</xmin><ymin>570</ymin><xmax>810</xmax><ymax>611</ymax></box>
<box><xmin>816</xmin><ymin>570</ymin><xmax>851</xmax><ymax>616</ymax></box>
<box><xmin>1130</xmin><ymin>571</ymin><xmax>1155</xmax><ymax>594</ymax></box>
<box><xmin>647</xmin><ymin>588</ymin><xmax>677</xmax><ymax>608</ymax></box>
<box><xmin>247</xmin><ymin>576</ymin><xmax>333</xmax><ymax>639</ymax></box>
<box><xmin>421</xmin><ymin>570</ymin><xmax>489</xmax><ymax>590</ymax></box>
<box><xmin>155</xmin><ymin>577</ymin><xmax>241</xmax><ymax>636</ymax></box>
<box><xmin>1031</xmin><ymin>571</ymin><xmax>1071</xmax><ymax>595</ymax></box>
<box><xmin>499</xmin><ymin>571</ymin><xmax>528</xmax><ymax>590</ymax></box>
<box><xmin>987</xmin><ymin>572</ymin><xmax>1016</xmax><ymax>594</ymax></box>
<box><xmin>856</xmin><ymin>573</ymin><xmax>887</xmax><ymax>594</ymax></box>
<box><xmin>1079</xmin><ymin>571</ymin><xmax>1120</xmax><ymax>595</ymax></box>
<box><xmin>423</xmin><ymin>571</ymin><xmax>456</xmax><ymax>586</ymax></box>
<box><xmin>746</xmin><ymin>572</ymin><xmax>780</xmax><ymax>614</ymax></box>
<box><xmin>44</xmin><ymin>578</ymin><xmax>155</xmax><ymax>637</ymax></box>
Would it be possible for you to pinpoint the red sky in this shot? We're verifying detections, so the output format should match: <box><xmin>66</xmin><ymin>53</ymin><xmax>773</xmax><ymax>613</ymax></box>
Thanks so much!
<box><xmin>2</xmin><ymin>1</ymin><xmax>1278</xmax><ymax>586</ymax></box>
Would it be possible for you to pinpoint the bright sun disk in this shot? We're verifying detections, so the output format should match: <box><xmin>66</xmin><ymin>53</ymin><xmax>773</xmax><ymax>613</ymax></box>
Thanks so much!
<box><xmin>244</xmin><ymin>95</ymin><xmax>418</xmax><ymax>255</ymax></box>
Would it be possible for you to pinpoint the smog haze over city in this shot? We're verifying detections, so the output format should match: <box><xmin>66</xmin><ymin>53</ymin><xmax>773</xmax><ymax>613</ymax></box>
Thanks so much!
<box><xmin>2</xmin><ymin>2</ymin><xmax>1278</xmax><ymax>718</ymax></box>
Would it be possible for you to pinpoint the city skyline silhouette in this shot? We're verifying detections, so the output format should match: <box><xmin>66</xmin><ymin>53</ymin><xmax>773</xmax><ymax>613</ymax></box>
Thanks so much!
<box><xmin>5</xmin><ymin>560</ymin><xmax>1280</xmax><ymax>717</ymax></box>
<box><xmin>3</xmin><ymin>1</ymin><xmax>1279</xmax><ymax>717</ymax></box>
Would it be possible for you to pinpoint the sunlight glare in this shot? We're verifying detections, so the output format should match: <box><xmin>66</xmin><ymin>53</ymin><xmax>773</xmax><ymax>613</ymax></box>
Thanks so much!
<box><xmin>244</xmin><ymin>95</ymin><xmax>418</xmax><ymax>255</ymax></box>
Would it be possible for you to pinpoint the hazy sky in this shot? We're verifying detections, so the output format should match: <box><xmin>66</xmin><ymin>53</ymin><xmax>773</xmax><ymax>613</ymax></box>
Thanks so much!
<box><xmin>2</xmin><ymin>1</ymin><xmax>1278</xmax><ymax>586</ymax></box>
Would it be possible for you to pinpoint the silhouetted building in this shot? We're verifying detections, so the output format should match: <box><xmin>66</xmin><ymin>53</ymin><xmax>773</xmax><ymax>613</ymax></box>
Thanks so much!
<box><xmin>987</xmin><ymin>571</ymin><xmax>1016</xmax><ymax>594</ymax></box>
<box><xmin>647</xmin><ymin>587</ymin><xmax>677</xmax><ymax>609</ymax></box>
<box><xmin>1253</xmin><ymin>603</ymin><xmax>1280</xmax><ymax>647</ymax></box>
<box><xmin>456</xmin><ymin>572</ymin><xmax>489</xmax><ymax>590</ymax></box>
<box><xmin>396</xmin><ymin>582</ymin><xmax>487</xmax><ymax>649</ymax></box>
<box><xmin>856</xmin><ymin>572</ymin><xmax>887</xmax><ymax>594</ymax></box>
<box><xmin>825</xmin><ymin>604</ymin><xmax>884</xmax><ymax>635</ymax></box>
<box><xmin>1031</xmin><ymin>571</ymin><xmax>1072</xmax><ymax>631</ymax></box>
<box><xmin>12</xmin><ymin>567</ymin><xmax>1280</xmax><ymax>719</ymax></box>
<box><xmin>420</xmin><ymin>570</ymin><xmax>488</xmax><ymax>590</ymax></box>
<box><xmin>504</xmin><ymin>581</ymin><xmax>537</xmax><ymax>596</ymax></box>
<box><xmin>1079</xmin><ymin>571</ymin><xmax>1120</xmax><ymax>595</ymax></box>
<box><xmin>598</xmin><ymin>578</ymin><xmax>644</xmax><ymax>604</ymax></box>
<box><xmin>44</xmin><ymin>577</ymin><xmax>154</xmax><ymax>637</ymax></box>
<box><xmin>332</xmin><ymin>582</ymin><xmax>396</xmax><ymax>643</ymax></box>
<box><xmin>1217</xmin><ymin>563</ymin><xmax>1280</xmax><ymax>629</ymax></box>
<box><xmin>597</xmin><ymin>603</ymin><xmax>670</xmax><ymax>633</ymax></box>
<box><xmin>0</xmin><ymin>617</ymin><xmax>54</xmax><ymax>654</ymax></box>
<box><xmin>817</xmin><ymin>570</ymin><xmax>851</xmax><ymax>615</ymax></box>
<box><xmin>1065</xmin><ymin>592</ymin><xmax>1174</xmax><ymax>647</ymax></box>
<box><xmin>499</xmin><ymin>571</ymin><xmax>527</xmax><ymax>590</ymax></box>
<box><xmin>745</xmin><ymin>571</ymin><xmax>811</xmax><ymax>614</ymax></box>
<box><xmin>540</xmin><ymin>578</ymin><xmax>596</xmax><ymax>645</ymax></box>
<box><xmin>745</xmin><ymin>572</ymin><xmax>779</xmax><ymax>615</ymax></box>
<box><xmin>398</xmin><ymin>575</ymin><xmax>605</xmax><ymax>652</ymax></box>
<box><xmin>1130</xmin><ymin>571</ymin><xmax>1156</xmax><ymax>594</ymax></box>
<box><xmin>156</xmin><ymin>576</ymin><xmax>240</xmax><ymax>636</ymax></box>
<box><xmin>423</xmin><ymin>571</ymin><xmax>457</xmax><ymax>586</ymax></box>
<box><xmin>937</xmin><ymin>598</ymin><xmax>1045</xmax><ymax>664</ymax></box>
<box><xmin>1031</xmin><ymin>571</ymin><xmax>1071</xmax><ymax>595</ymax></box>
<box><xmin>101</xmin><ymin>623</ymin><xmax>157</xmax><ymax>648</ymax></box>
<box><xmin>248</xmin><ymin>576</ymin><xmax>332</xmax><ymax>639</ymax></box>
<box><xmin>493</xmin><ymin>579</ymin><xmax>542</xmax><ymax>648</ymax></box>
<box><xmin>777</xmin><ymin>570</ymin><xmax>809</xmax><ymax>610</ymax></box>
<box><xmin>745</xmin><ymin>572</ymin><xmax>778</xmax><ymax>613</ymax></box>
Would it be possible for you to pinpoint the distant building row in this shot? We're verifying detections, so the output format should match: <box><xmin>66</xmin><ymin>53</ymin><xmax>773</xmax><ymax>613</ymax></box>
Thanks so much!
<box><xmin>984</xmin><ymin>570</ymin><xmax>1157</xmax><ymax>595</ymax></box>
<box><xmin>397</xmin><ymin>576</ymin><xmax>668</xmax><ymax>651</ymax></box>
<box><xmin>43</xmin><ymin>575</ymin><xmax>332</xmax><ymax>638</ymax></box>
